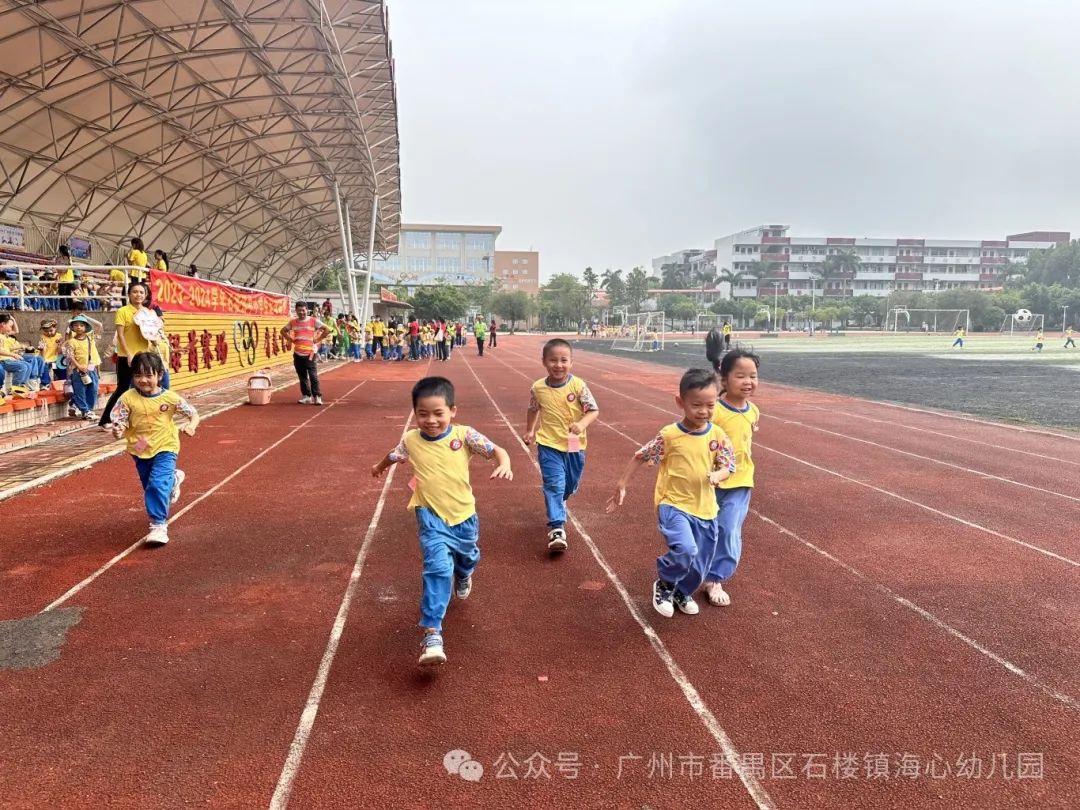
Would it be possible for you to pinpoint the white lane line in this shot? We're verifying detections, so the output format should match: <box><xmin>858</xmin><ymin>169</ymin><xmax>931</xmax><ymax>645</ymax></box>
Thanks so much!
<box><xmin>762</xmin><ymin>414</ymin><xmax>1080</xmax><ymax>505</ymax></box>
<box><xmin>40</xmin><ymin>381</ymin><xmax>368</xmax><ymax>614</ymax></box>
<box><xmin>549</xmin><ymin>360</ymin><xmax>1080</xmax><ymax>568</ymax></box>
<box><xmin>752</xmin><ymin>511</ymin><xmax>1080</xmax><ymax>713</ymax></box>
<box><xmin>511</xmin><ymin>347</ymin><xmax>1080</xmax><ymax>714</ymax></box>
<box><xmin>805</xmin><ymin>407</ymin><xmax>1080</xmax><ymax>468</ymax></box>
<box><xmin>461</xmin><ymin>352</ymin><xmax>776</xmax><ymax>810</ymax></box>
<box><xmin>755</xmin><ymin>443</ymin><xmax>1079</xmax><ymax>568</ymax></box>
<box><xmin>269</xmin><ymin>410</ymin><xmax>414</xmax><ymax>810</ymax></box>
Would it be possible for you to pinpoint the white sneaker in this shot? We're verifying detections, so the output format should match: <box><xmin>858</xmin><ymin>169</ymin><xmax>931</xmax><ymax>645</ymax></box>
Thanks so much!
<box><xmin>704</xmin><ymin>581</ymin><xmax>731</xmax><ymax>606</ymax></box>
<box><xmin>454</xmin><ymin>576</ymin><xmax>472</xmax><ymax>600</ymax></box>
<box><xmin>673</xmin><ymin>590</ymin><xmax>700</xmax><ymax>615</ymax></box>
<box><xmin>313</xmin><ymin>396</ymin><xmax>324</xmax><ymax>405</ymax></box>
<box><xmin>171</xmin><ymin>469</ymin><xmax>186</xmax><ymax>505</ymax></box>
<box><xmin>298</xmin><ymin>396</ymin><xmax>312</xmax><ymax>404</ymax></box>
<box><xmin>652</xmin><ymin>579</ymin><xmax>675</xmax><ymax>618</ymax></box>
<box><xmin>547</xmin><ymin>527</ymin><xmax>568</xmax><ymax>553</ymax></box>
<box><xmin>145</xmin><ymin>524</ymin><xmax>169</xmax><ymax>546</ymax></box>
<box><xmin>418</xmin><ymin>632</ymin><xmax>446</xmax><ymax>666</ymax></box>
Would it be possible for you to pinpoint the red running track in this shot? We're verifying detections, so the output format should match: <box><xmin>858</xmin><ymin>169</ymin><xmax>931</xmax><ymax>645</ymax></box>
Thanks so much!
<box><xmin>0</xmin><ymin>337</ymin><xmax>1076</xmax><ymax>809</ymax></box>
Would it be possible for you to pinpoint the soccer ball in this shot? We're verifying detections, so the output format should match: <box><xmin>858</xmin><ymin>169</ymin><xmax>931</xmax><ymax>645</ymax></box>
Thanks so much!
<box><xmin>672</xmin><ymin>342</ymin><xmax>679</xmax><ymax>347</ymax></box>
<box><xmin>1015</xmin><ymin>309</ymin><xmax>1033</xmax><ymax>323</ymax></box>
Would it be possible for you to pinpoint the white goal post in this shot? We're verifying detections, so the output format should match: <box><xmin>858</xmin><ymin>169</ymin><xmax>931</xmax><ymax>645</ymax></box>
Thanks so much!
<box><xmin>999</xmin><ymin>312</ymin><xmax>1045</xmax><ymax>334</ymax></box>
<box><xmin>696</xmin><ymin>312</ymin><xmax>735</xmax><ymax>332</ymax></box>
<box><xmin>611</xmin><ymin>311</ymin><xmax>666</xmax><ymax>352</ymax></box>
<box><xmin>885</xmin><ymin>308</ymin><xmax>970</xmax><ymax>334</ymax></box>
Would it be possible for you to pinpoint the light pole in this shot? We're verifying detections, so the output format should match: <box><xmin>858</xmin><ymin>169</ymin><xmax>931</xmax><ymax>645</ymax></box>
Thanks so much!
<box><xmin>809</xmin><ymin>274</ymin><xmax>817</xmax><ymax>336</ymax></box>
<box><xmin>771</xmin><ymin>281</ymin><xmax>780</xmax><ymax>333</ymax></box>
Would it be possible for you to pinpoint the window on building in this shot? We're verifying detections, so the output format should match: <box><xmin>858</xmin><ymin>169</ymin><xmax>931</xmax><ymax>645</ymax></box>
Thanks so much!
<box><xmin>437</xmin><ymin>256</ymin><xmax>460</xmax><ymax>274</ymax></box>
<box><xmin>466</xmin><ymin>234</ymin><xmax>494</xmax><ymax>253</ymax></box>
<box><xmin>436</xmin><ymin>232</ymin><xmax>462</xmax><ymax>251</ymax></box>
<box><xmin>407</xmin><ymin>256</ymin><xmax>431</xmax><ymax>274</ymax></box>
<box><xmin>404</xmin><ymin>231</ymin><xmax>432</xmax><ymax>250</ymax></box>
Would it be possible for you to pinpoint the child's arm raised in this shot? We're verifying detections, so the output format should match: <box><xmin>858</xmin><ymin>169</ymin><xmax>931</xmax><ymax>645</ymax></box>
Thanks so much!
<box><xmin>523</xmin><ymin>389</ymin><xmax>540</xmax><ymax>445</ymax></box>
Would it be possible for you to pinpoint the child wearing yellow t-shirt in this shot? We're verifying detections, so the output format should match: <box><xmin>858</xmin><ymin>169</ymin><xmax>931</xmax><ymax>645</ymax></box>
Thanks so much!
<box><xmin>608</xmin><ymin>368</ymin><xmax>736</xmax><ymax>618</ymax></box>
<box><xmin>523</xmin><ymin>338</ymin><xmax>600</xmax><ymax>553</ymax></box>
<box><xmin>111</xmin><ymin>351</ymin><xmax>200</xmax><ymax>546</ymax></box>
<box><xmin>64</xmin><ymin>315</ymin><xmax>103</xmax><ymax>421</ymax></box>
<box><xmin>371</xmin><ymin>376</ymin><xmax>512</xmax><ymax>667</ymax></box>
<box><xmin>38</xmin><ymin>319</ymin><xmax>64</xmax><ymax>381</ymax></box>
<box><xmin>704</xmin><ymin>348</ymin><xmax>761</xmax><ymax>607</ymax></box>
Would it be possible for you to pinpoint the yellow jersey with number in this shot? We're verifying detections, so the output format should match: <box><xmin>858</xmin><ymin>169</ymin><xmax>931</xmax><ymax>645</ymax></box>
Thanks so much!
<box><xmin>530</xmin><ymin>375</ymin><xmax>599</xmax><ymax>452</ymax></box>
<box><xmin>713</xmin><ymin>401</ymin><xmax>759</xmax><ymax>489</ymax></box>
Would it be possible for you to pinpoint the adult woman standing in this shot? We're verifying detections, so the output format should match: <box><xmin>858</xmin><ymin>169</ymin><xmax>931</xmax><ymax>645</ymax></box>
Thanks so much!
<box><xmin>55</xmin><ymin>245</ymin><xmax>75</xmax><ymax>305</ymax></box>
<box><xmin>127</xmin><ymin>238</ymin><xmax>149</xmax><ymax>292</ymax></box>
<box><xmin>99</xmin><ymin>282</ymin><xmax>168</xmax><ymax>427</ymax></box>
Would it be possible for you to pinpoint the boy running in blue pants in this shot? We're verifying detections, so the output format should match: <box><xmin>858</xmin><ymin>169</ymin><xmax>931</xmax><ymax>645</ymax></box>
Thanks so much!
<box><xmin>608</xmin><ymin>368</ymin><xmax>735</xmax><ymax>617</ymax></box>
<box><xmin>372</xmin><ymin>377</ymin><xmax>513</xmax><ymax>667</ymax></box>
<box><xmin>523</xmin><ymin>339</ymin><xmax>600</xmax><ymax>554</ymax></box>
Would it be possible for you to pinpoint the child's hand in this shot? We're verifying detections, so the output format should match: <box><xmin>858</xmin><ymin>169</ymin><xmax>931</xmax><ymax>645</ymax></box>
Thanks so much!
<box><xmin>568</xmin><ymin>422</ymin><xmax>583</xmax><ymax>435</ymax></box>
<box><xmin>181</xmin><ymin>424</ymin><xmax>197</xmax><ymax>437</ymax></box>
<box><xmin>708</xmin><ymin>469</ymin><xmax>730</xmax><ymax>487</ymax></box>
<box><xmin>110</xmin><ymin>424</ymin><xmax>125</xmax><ymax>439</ymax></box>
<box><xmin>522</xmin><ymin>431</ymin><xmax>534</xmax><ymax>446</ymax></box>
<box><xmin>490</xmin><ymin>461</ymin><xmax>513</xmax><ymax>481</ymax></box>
<box><xmin>371</xmin><ymin>462</ymin><xmax>386</xmax><ymax>478</ymax></box>
<box><xmin>606</xmin><ymin>484</ymin><xmax>627</xmax><ymax>513</ymax></box>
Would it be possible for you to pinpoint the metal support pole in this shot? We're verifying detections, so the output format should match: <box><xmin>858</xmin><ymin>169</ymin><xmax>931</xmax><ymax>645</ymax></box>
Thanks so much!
<box><xmin>341</xmin><ymin>193</ymin><xmax>361</xmax><ymax>317</ymax></box>
<box><xmin>332</xmin><ymin>181</ymin><xmax>358</xmax><ymax>317</ymax></box>
<box><xmin>359</xmin><ymin>189</ymin><xmax>379</xmax><ymax>328</ymax></box>
<box><xmin>17</xmin><ymin>267</ymin><xmax>25</xmax><ymax>311</ymax></box>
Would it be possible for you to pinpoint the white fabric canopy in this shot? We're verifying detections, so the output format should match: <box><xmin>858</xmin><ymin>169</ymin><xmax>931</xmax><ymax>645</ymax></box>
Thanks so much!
<box><xmin>0</xmin><ymin>0</ymin><xmax>401</xmax><ymax>292</ymax></box>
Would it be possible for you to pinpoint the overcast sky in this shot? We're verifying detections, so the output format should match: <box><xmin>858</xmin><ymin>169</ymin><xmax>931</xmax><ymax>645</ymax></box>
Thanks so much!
<box><xmin>387</xmin><ymin>0</ymin><xmax>1080</xmax><ymax>279</ymax></box>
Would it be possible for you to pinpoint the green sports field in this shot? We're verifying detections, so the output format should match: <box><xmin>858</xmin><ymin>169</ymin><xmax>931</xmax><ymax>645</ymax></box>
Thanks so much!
<box><xmin>575</xmin><ymin>331</ymin><xmax>1080</xmax><ymax>430</ymax></box>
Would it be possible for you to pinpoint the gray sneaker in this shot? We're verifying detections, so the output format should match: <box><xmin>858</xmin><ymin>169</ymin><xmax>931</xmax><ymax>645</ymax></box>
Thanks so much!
<box><xmin>454</xmin><ymin>576</ymin><xmax>472</xmax><ymax>600</ymax></box>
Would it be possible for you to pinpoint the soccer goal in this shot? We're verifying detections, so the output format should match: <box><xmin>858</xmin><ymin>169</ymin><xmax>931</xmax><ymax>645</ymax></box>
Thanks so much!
<box><xmin>612</xmin><ymin>311</ymin><xmax>666</xmax><ymax>352</ymax></box>
<box><xmin>696</xmin><ymin>312</ymin><xmax>735</xmax><ymax>332</ymax></box>
<box><xmin>885</xmin><ymin>308</ymin><xmax>970</xmax><ymax>334</ymax></box>
<box><xmin>999</xmin><ymin>310</ymin><xmax>1045</xmax><ymax>334</ymax></box>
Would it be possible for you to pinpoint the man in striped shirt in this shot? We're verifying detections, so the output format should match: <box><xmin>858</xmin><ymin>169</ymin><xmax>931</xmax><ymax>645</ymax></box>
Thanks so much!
<box><xmin>281</xmin><ymin>302</ymin><xmax>330</xmax><ymax>405</ymax></box>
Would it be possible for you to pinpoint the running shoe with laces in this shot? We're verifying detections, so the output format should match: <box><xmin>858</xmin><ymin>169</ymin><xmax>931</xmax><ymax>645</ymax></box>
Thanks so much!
<box><xmin>298</xmin><ymin>396</ymin><xmax>312</xmax><ymax>404</ymax></box>
<box><xmin>547</xmin><ymin>527</ymin><xmax>568</xmax><ymax>553</ymax></box>
<box><xmin>652</xmin><ymin>579</ymin><xmax>675</xmax><ymax>618</ymax></box>
<box><xmin>418</xmin><ymin>632</ymin><xmax>447</xmax><ymax>666</ymax></box>
<box><xmin>454</xmin><ymin>575</ymin><xmax>472</xmax><ymax>600</ymax></box>
<box><xmin>672</xmin><ymin>589</ymin><xmax>700</xmax><ymax>615</ymax></box>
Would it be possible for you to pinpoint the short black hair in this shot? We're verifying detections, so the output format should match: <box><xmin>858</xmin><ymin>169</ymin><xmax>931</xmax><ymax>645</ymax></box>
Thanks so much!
<box><xmin>412</xmin><ymin>376</ymin><xmax>455</xmax><ymax>408</ymax></box>
<box><xmin>717</xmin><ymin>348</ymin><xmax>760</xmax><ymax>377</ymax></box>
<box><xmin>679</xmin><ymin>368</ymin><xmax>718</xmax><ymax>397</ymax></box>
<box><xmin>130</xmin><ymin>351</ymin><xmax>166</xmax><ymax>378</ymax></box>
<box><xmin>542</xmin><ymin>338</ymin><xmax>572</xmax><ymax>359</ymax></box>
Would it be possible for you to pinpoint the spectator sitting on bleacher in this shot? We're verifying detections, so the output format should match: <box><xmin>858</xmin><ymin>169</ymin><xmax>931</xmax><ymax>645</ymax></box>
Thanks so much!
<box><xmin>0</xmin><ymin>313</ymin><xmax>32</xmax><ymax>398</ymax></box>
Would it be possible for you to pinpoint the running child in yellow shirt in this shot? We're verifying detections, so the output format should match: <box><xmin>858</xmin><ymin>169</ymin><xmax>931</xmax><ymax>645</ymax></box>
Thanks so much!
<box><xmin>608</xmin><ymin>368</ymin><xmax>736</xmax><ymax>618</ymax></box>
<box><xmin>703</xmin><ymin>348</ymin><xmax>761</xmax><ymax>607</ymax></box>
<box><xmin>111</xmin><ymin>351</ymin><xmax>200</xmax><ymax>546</ymax></box>
<box><xmin>523</xmin><ymin>338</ymin><xmax>600</xmax><ymax>553</ymax></box>
<box><xmin>372</xmin><ymin>376</ymin><xmax>513</xmax><ymax>666</ymax></box>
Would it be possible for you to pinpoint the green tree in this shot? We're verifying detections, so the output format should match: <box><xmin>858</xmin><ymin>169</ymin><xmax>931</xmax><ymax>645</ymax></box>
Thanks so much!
<box><xmin>410</xmin><ymin>286</ymin><xmax>468</xmax><ymax>321</ymax></box>
<box><xmin>659</xmin><ymin>294</ymin><xmax>699</xmax><ymax>328</ymax></box>
<box><xmin>582</xmin><ymin>266</ymin><xmax>599</xmax><ymax>295</ymax></box>
<box><xmin>693</xmin><ymin>266</ymin><xmax>717</xmax><ymax>300</ymax></box>
<box><xmin>601</xmin><ymin>268</ymin><xmax>627</xmax><ymax>309</ymax></box>
<box><xmin>660</xmin><ymin>263</ymin><xmax>692</xmax><ymax>289</ymax></box>
<box><xmin>823</xmin><ymin>250</ymin><xmax>861</xmax><ymax>297</ymax></box>
<box><xmin>542</xmin><ymin>273</ymin><xmax>593</xmax><ymax>330</ymax></box>
<box><xmin>626</xmin><ymin>266</ymin><xmax>650</xmax><ymax>311</ymax></box>
<box><xmin>489</xmin><ymin>290</ymin><xmax>533</xmax><ymax>333</ymax></box>
<box><xmin>717</xmin><ymin>267</ymin><xmax>744</xmax><ymax>297</ymax></box>
<box><xmin>1024</xmin><ymin>241</ymin><xmax>1079</xmax><ymax>287</ymax></box>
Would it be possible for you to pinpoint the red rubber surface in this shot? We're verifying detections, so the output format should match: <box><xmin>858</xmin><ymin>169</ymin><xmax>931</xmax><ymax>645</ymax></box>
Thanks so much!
<box><xmin>0</xmin><ymin>338</ymin><xmax>1076</xmax><ymax>809</ymax></box>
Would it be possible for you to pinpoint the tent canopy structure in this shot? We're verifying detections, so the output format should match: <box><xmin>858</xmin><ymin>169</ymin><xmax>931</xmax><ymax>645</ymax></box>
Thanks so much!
<box><xmin>0</xmin><ymin>0</ymin><xmax>401</xmax><ymax>292</ymax></box>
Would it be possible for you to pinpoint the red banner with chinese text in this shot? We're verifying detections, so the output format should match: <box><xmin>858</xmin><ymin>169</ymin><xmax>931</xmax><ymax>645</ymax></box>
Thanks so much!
<box><xmin>149</xmin><ymin>271</ymin><xmax>290</xmax><ymax>318</ymax></box>
<box><xmin>162</xmin><ymin>313</ymin><xmax>293</xmax><ymax>392</ymax></box>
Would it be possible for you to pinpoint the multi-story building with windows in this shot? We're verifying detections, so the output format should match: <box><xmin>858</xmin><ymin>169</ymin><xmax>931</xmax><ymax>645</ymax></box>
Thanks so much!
<box><xmin>493</xmin><ymin>250</ymin><xmax>539</xmax><ymax>294</ymax></box>
<box><xmin>370</xmin><ymin>223</ymin><xmax>501</xmax><ymax>290</ymax></box>
<box><xmin>713</xmin><ymin>225</ymin><xmax>1069</xmax><ymax>299</ymax></box>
